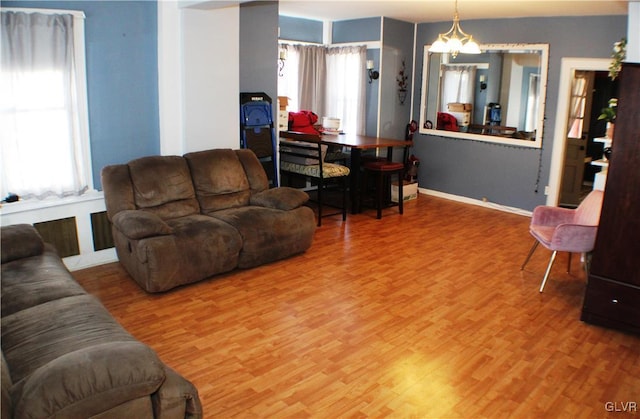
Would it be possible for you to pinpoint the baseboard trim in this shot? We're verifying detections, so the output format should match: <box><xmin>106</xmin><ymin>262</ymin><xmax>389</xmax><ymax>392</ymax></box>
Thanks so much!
<box><xmin>418</xmin><ymin>188</ymin><xmax>532</xmax><ymax>217</ymax></box>
<box><xmin>63</xmin><ymin>248</ymin><xmax>118</xmax><ymax>271</ymax></box>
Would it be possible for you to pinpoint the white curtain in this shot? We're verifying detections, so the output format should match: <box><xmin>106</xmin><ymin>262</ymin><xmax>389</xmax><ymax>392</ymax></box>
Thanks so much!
<box><xmin>440</xmin><ymin>65</ymin><xmax>476</xmax><ymax>112</ymax></box>
<box><xmin>277</xmin><ymin>43</ymin><xmax>366</xmax><ymax>135</ymax></box>
<box><xmin>1</xmin><ymin>11</ymin><xmax>89</xmax><ymax>199</ymax></box>
<box><xmin>277</xmin><ymin>44</ymin><xmax>300</xmax><ymax>112</ymax></box>
<box><xmin>295</xmin><ymin>44</ymin><xmax>327</xmax><ymax>115</ymax></box>
<box><xmin>524</xmin><ymin>73</ymin><xmax>540</xmax><ymax>132</ymax></box>
<box><xmin>325</xmin><ymin>45</ymin><xmax>366</xmax><ymax>135</ymax></box>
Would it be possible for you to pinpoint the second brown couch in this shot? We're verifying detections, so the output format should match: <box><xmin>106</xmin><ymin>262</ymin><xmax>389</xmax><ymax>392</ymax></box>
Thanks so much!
<box><xmin>102</xmin><ymin>149</ymin><xmax>316</xmax><ymax>293</ymax></box>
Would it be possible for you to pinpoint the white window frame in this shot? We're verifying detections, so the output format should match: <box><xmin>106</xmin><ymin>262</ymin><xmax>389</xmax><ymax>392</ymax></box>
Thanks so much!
<box><xmin>2</xmin><ymin>8</ymin><xmax>93</xmax><ymax>198</ymax></box>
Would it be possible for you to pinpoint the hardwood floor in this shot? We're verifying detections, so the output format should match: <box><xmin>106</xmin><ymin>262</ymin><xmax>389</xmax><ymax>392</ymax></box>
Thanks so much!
<box><xmin>73</xmin><ymin>195</ymin><xmax>640</xmax><ymax>418</ymax></box>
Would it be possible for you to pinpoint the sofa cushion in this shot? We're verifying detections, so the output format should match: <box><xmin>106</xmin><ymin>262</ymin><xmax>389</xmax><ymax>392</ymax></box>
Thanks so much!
<box><xmin>128</xmin><ymin>155</ymin><xmax>200</xmax><ymax>219</ymax></box>
<box><xmin>112</xmin><ymin>210</ymin><xmax>173</xmax><ymax>240</ymax></box>
<box><xmin>1</xmin><ymin>224</ymin><xmax>44</xmax><ymax>264</ymax></box>
<box><xmin>185</xmin><ymin>149</ymin><xmax>252</xmax><ymax>213</ymax></box>
<box><xmin>250</xmin><ymin>187</ymin><xmax>309</xmax><ymax>211</ymax></box>
<box><xmin>210</xmin><ymin>206</ymin><xmax>316</xmax><ymax>268</ymax></box>
<box><xmin>163</xmin><ymin>214</ymin><xmax>242</xmax><ymax>277</ymax></box>
<box><xmin>235</xmin><ymin>148</ymin><xmax>269</xmax><ymax>193</ymax></box>
<box><xmin>115</xmin><ymin>214</ymin><xmax>243</xmax><ymax>293</ymax></box>
<box><xmin>1</xmin><ymin>246</ymin><xmax>87</xmax><ymax>317</ymax></box>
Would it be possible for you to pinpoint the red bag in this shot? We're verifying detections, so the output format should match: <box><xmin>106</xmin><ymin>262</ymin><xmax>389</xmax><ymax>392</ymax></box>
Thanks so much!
<box><xmin>289</xmin><ymin>110</ymin><xmax>319</xmax><ymax>134</ymax></box>
<box><xmin>437</xmin><ymin>112</ymin><xmax>459</xmax><ymax>132</ymax></box>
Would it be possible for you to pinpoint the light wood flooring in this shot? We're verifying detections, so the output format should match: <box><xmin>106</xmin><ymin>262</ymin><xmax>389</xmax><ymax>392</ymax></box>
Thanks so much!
<box><xmin>73</xmin><ymin>195</ymin><xmax>640</xmax><ymax>418</ymax></box>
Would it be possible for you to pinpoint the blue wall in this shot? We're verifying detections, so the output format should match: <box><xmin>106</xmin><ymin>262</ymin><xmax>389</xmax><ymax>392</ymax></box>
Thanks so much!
<box><xmin>279</xmin><ymin>15</ymin><xmax>323</xmax><ymax>43</ymax></box>
<box><xmin>333</xmin><ymin>17</ymin><xmax>380</xmax><ymax>43</ymax></box>
<box><xmin>3</xmin><ymin>0</ymin><xmax>160</xmax><ymax>190</ymax></box>
<box><xmin>412</xmin><ymin>15</ymin><xmax>627</xmax><ymax>211</ymax></box>
<box><xmin>380</xmin><ymin>17</ymin><xmax>414</xmax><ymax>140</ymax></box>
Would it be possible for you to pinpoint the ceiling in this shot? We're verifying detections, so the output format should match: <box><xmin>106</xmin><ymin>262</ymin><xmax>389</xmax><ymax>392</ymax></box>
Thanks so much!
<box><xmin>277</xmin><ymin>0</ymin><xmax>629</xmax><ymax>24</ymax></box>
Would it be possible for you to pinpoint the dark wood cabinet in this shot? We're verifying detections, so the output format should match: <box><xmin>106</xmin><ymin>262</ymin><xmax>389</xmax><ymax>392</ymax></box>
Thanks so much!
<box><xmin>581</xmin><ymin>63</ymin><xmax>640</xmax><ymax>335</ymax></box>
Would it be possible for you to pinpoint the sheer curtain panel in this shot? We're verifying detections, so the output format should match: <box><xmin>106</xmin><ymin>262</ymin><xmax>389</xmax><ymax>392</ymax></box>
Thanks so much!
<box><xmin>440</xmin><ymin>65</ymin><xmax>476</xmax><ymax>112</ymax></box>
<box><xmin>1</xmin><ymin>10</ymin><xmax>91</xmax><ymax>200</ymax></box>
<box><xmin>325</xmin><ymin>46</ymin><xmax>366</xmax><ymax>135</ymax></box>
<box><xmin>295</xmin><ymin>44</ymin><xmax>327</xmax><ymax>116</ymax></box>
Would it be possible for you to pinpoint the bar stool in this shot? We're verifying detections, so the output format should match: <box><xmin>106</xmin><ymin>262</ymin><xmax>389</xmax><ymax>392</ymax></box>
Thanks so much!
<box><xmin>361</xmin><ymin>159</ymin><xmax>405</xmax><ymax>219</ymax></box>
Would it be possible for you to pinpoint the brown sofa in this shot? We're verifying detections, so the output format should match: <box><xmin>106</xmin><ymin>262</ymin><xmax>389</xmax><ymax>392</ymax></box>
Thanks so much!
<box><xmin>101</xmin><ymin>148</ymin><xmax>316</xmax><ymax>293</ymax></box>
<box><xmin>1</xmin><ymin>224</ymin><xmax>202</xmax><ymax>419</ymax></box>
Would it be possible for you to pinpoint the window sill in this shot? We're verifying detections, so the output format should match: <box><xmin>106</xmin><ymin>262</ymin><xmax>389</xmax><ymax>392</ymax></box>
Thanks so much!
<box><xmin>0</xmin><ymin>190</ymin><xmax>103</xmax><ymax>216</ymax></box>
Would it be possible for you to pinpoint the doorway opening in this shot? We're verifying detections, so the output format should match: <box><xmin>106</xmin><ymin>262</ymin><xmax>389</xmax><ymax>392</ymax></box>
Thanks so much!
<box><xmin>559</xmin><ymin>70</ymin><xmax>619</xmax><ymax>207</ymax></box>
<box><xmin>548</xmin><ymin>58</ymin><xmax>611</xmax><ymax>208</ymax></box>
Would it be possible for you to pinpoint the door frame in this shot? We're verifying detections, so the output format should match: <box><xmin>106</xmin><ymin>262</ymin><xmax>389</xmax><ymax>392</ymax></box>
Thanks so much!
<box><xmin>548</xmin><ymin>57</ymin><xmax>610</xmax><ymax>206</ymax></box>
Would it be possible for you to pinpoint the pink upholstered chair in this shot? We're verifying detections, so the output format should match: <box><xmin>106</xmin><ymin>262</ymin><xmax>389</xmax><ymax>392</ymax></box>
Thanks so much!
<box><xmin>521</xmin><ymin>190</ymin><xmax>604</xmax><ymax>292</ymax></box>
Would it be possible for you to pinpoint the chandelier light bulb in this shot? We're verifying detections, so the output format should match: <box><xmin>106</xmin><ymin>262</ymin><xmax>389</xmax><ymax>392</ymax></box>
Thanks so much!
<box><xmin>429</xmin><ymin>0</ymin><xmax>480</xmax><ymax>59</ymax></box>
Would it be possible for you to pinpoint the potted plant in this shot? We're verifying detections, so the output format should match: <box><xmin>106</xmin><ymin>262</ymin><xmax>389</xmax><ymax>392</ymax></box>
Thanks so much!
<box><xmin>598</xmin><ymin>98</ymin><xmax>617</xmax><ymax>139</ymax></box>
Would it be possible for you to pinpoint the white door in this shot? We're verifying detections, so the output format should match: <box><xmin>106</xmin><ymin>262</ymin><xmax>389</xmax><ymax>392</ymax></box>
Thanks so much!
<box><xmin>560</xmin><ymin>71</ymin><xmax>595</xmax><ymax>207</ymax></box>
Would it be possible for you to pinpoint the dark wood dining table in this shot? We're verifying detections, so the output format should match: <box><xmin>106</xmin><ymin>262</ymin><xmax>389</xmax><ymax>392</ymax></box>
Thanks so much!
<box><xmin>279</xmin><ymin>131</ymin><xmax>414</xmax><ymax>214</ymax></box>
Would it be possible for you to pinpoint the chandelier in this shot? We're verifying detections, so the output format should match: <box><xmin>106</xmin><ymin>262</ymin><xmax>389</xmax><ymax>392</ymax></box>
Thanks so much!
<box><xmin>429</xmin><ymin>0</ymin><xmax>480</xmax><ymax>59</ymax></box>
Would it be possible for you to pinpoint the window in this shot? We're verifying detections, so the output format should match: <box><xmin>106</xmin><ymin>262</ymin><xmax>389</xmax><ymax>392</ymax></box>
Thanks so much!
<box><xmin>439</xmin><ymin>65</ymin><xmax>476</xmax><ymax>112</ymax></box>
<box><xmin>1</xmin><ymin>9</ymin><xmax>91</xmax><ymax>200</ymax></box>
<box><xmin>278</xmin><ymin>43</ymin><xmax>366</xmax><ymax>135</ymax></box>
<box><xmin>567</xmin><ymin>71</ymin><xmax>591</xmax><ymax>139</ymax></box>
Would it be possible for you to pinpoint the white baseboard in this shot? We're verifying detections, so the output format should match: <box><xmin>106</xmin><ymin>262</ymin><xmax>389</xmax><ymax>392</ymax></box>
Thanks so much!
<box><xmin>63</xmin><ymin>248</ymin><xmax>118</xmax><ymax>272</ymax></box>
<box><xmin>418</xmin><ymin>187</ymin><xmax>532</xmax><ymax>217</ymax></box>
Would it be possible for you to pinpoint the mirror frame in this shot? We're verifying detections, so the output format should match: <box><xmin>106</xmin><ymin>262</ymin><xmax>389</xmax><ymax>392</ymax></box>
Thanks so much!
<box><xmin>419</xmin><ymin>43</ymin><xmax>549</xmax><ymax>149</ymax></box>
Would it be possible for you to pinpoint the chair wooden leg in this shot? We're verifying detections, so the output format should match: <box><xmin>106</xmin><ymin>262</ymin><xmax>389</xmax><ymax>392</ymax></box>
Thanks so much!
<box><xmin>521</xmin><ymin>240</ymin><xmax>539</xmax><ymax>270</ymax></box>
<box><xmin>567</xmin><ymin>252</ymin><xmax>572</xmax><ymax>273</ymax></box>
<box><xmin>539</xmin><ymin>250</ymin><xmax>558</xmax><ymax>293</ymax></box>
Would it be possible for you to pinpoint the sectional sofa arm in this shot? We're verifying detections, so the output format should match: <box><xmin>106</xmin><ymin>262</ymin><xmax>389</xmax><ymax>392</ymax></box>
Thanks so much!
<box><xmin>111</xmin><ymin>210</ymin><xmax>173</xmax><ymax>240</ymax></box>
<box><xmin>10</xmin><ymin>342</ymin><xmax>166</xmax><ymax>419</ymax></box>
<box><xmin>152</xmin><ymin>366</ymin><xmax>203</xmax><ymax>419</ymax></box>
<box><xmin>250</xmin><ymin>187</ymin><xmax>309</xmax><ymax>211</ymax></box>
<box><xmin>0</xmin><ymin>224</ymin><xmax>45</xmax><ymax>264</ymax></box>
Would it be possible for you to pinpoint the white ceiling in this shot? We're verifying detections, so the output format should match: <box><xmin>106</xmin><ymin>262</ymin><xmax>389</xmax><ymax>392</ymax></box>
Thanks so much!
<box><xmin>278</xmin><ymin>0</ymin><xmax>629</xmax><ymax>24</ymax></box>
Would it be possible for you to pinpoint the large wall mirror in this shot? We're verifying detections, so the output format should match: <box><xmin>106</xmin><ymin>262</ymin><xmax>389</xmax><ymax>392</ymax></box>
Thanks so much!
<box><xmin>419</xmin><ymin>43</ymin><xmax>549</xmax><ymax>148</ymax></box>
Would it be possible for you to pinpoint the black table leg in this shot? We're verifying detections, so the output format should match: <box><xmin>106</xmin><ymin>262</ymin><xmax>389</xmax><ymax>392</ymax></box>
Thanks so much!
<box><xmin>350</xmin><ymin>148</ymin><xmax>361</xmax><ymax>214</ymax></box>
